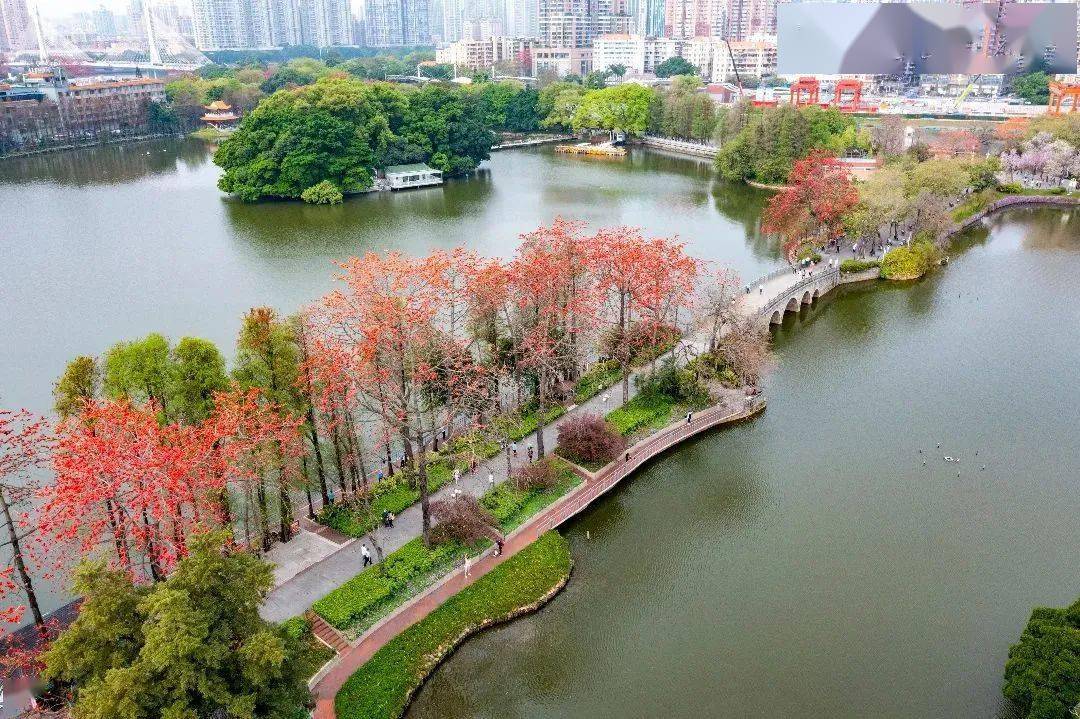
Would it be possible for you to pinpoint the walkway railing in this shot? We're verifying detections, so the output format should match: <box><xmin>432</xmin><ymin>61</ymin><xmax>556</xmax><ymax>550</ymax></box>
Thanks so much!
<box><xmin>759</xmin><ymin>266</ymin><xmax>840</xmax><ymax>319</ymax></box>
<box><xmin>745</xmin><ymin>264</ymin><xmax>799</xmax><ymax>291</ymax></box>
<box><xmin>535</xmin><ymin>397</ymin><xmax>766</xmax><ymax>536</ymax></box>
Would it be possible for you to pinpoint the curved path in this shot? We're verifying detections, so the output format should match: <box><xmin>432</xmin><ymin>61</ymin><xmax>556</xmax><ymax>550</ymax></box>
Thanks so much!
<box><xmin>309</xmin><ymin>394</ymin><xmax>766</xmax><ymax>719</ymax></box>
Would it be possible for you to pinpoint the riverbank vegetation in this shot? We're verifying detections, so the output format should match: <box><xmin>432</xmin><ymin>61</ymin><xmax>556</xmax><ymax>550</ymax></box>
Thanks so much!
<box><xmin>333</xmin><ymin>531</ymin><xmax>571</xmax><ymax>719</ymax></box>
<box><xmin>1002</xmin><ymin>594</ymin><xmax>1080</xmax><ymax>719</ymax></box>
<box><xmin>36</xmin><ymin>532</ymin><xmax>320</xmax><ymax>717</ymax></box>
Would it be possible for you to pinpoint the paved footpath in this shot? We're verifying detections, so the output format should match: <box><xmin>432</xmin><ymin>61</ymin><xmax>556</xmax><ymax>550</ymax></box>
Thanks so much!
<box><xmin>261</xmin><ymin>351</ymin><xmax>690</xmax><ymax>622</ymax></box>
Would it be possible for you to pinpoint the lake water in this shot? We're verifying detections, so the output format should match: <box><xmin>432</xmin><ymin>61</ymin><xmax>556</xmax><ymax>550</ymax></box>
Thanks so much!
<box><xmin>2</xmin><ymin>141</ymin><xmax>1078</xmax><ymax>719</ymax></box>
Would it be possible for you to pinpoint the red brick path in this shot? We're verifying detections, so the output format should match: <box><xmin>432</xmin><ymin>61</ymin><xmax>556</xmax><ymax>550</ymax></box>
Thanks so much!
<box><xmin>310</xmin><ymin>398</ymin><xmax>765</xmax><ymax>719</ymax></box>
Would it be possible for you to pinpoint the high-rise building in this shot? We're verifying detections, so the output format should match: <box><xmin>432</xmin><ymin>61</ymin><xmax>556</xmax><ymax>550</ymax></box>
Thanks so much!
<box><xmin>593</xmin><ymin>33</ymin><xmax>681</xmax><ymax>74</ymax></box>
<box><xmin>505</xmin><ymin>0</ymin><xmax>539</xmax><ymax>38</ymax></box>
<box><xmin>539</xmin><ymin>0</ymin><xmax>594</xmax><ymax>49</ymax></box>
<box><xmin>92</xmin><ymin>5</ymin><xmax>119</xmax><ymax>39</ymax></box>
<box><xmin>365</xmin><ymin>0</ymin><xmax>430</xmax><ymax>46</ymax></box>
<box><xmin>664</xmin><ymin>0</ymin><xmax>714</xmax><ymax>39</ymax></box>
<box><xmin>436</xmin><ymin>34</ymin><xmax>536</xmax><ymax>71</ymax></box>
<box><xmin>0</xmin><ymin>0</ymin><xmax>33</xmax><ymax>54</ymax></box>
<box><xmin>191</xmin><ymin>0</ymin><xmax>352</xmax><ymax>49</ymax></box>
<box><xmin>722</xmin><ymin>0</ymin><xmax>774</xmax><ymax>41</ymax></box>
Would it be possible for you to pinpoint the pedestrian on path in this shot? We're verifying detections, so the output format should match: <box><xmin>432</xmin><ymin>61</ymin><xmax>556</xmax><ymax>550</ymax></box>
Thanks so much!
<box><xmin>602</xmin><ymin>392</ymin><xmax>610</xmax><ymax>403</ymax></box>
<box><xmin>494</xmin><ymin>537</ymin><xmax>504</xmax><ymax>556</ymax></box>
<box><xmin>361</xmin><ymin>544</ymin><xmax>372</xmax><ymax>567</ymax></box>
<box><xmin>527</xmin><ymin>445</ymin><xmax>534</xmax><ymax>462</ymax></box>
<box><xmin>488</xmin><ymin>471</ymin><xmax>495</xmax><ymax>488</ymax></box>
<box><xmin>759</xmin><ymin>285</ymin><xmax>763</xmax><ymax>294</ymax></box>
<box><xmin>511</xmin><ymin>441</ymin><xmax>518</xmax><ymax>457</ymax></box>
<box><xmin>464</xmin><ymin>554</ymin><xmax>471</xmax><ymax>578</ymax></box>
<box><xmin>387</xmin><ymin>512</ymin><xmax>395</xmax><ymax>528</ymax></box>
<box><xmin>686</xmin><ymin>411</ymin><xmax>692</xmax><ymax>424</ymax></box>
<box><xmin>470</xmin><ymin>457</ymin><xmax>478</xmax><ymax>473</ymax></box>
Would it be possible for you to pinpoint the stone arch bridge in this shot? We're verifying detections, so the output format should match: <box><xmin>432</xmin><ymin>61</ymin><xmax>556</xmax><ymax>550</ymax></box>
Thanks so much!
<box><xmin>741</xmin><ymin>265</ymin><xmax>842</xmax><ymax>326</ymax></box>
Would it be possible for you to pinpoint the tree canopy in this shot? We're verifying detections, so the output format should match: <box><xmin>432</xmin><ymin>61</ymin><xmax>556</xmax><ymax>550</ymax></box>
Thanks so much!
<box><xmin>655</xmin><ymin>58</ymin><xmax>698</xmax><ymax>79</ymax></box>
<box><xmin>41</xmin><ymin>531</ymin><xmax>315</xmax><ymax>719</ymax></box>
<box><xmin>1003</xmin><ymin>595</ymin><xmax>1080</xmax><ymax>719</ymax></box>
<box><xmin>571</xmin><ymin>84</ymin><xmax>659</xmax><ymax>136</ymax></box>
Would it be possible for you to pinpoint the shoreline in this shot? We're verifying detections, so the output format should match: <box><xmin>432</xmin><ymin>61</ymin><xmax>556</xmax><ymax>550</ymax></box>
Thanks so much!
<box><xmin>0</xmin><ymin>131</ymin><xmax>187</xmax><ymax>161</ymax></box>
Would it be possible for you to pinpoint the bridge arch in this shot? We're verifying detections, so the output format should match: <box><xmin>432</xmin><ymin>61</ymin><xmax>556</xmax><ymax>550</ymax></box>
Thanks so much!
<box><xmin>785</xmin><ymin>296</ymin><xmax>801</xmax><ymax>314</ymax></box>
<box><xmin>801</xmin><ymin>290</ymin><xmax>812</xmax><ymax>305</ymax></box>
<box><xmin>770</xmin><ymin>310</ymin><xmax>782</xmax><ymax>325</ymax></box>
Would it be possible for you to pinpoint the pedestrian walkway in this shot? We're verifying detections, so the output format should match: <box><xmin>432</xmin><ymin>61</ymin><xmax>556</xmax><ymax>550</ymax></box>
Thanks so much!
<box><xmin>260</xmin><ymin>350</ymin><xmax>683</xmax><ymax>622</ymax></box>
<box><xmin>307</xmin><ymin>393</ymin><xmax>764</xmax><ymax>719</ymax></box>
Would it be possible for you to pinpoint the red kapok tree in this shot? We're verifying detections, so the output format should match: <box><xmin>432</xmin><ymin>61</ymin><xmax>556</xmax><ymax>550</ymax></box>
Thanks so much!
<box><xmin>762</xmin><ymin>150</ymin><xmax>858</xmax><ymax>261</ymax></box>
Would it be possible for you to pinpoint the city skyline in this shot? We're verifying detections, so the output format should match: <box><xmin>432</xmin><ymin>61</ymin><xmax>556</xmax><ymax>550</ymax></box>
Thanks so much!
<box><xmin>37</xmin><ymin>0</ymin><xmax>367</xmax><ymax>19</ymax></box>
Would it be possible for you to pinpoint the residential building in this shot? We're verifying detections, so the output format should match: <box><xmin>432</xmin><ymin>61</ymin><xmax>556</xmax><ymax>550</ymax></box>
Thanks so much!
<box><xmin>664</xmin><ymin>0</ymin><xmax>712</xmax><ymax>40</ymax></box>
<box><xmin>593</xmin><ymin>33</ymin><xmax>681</xmax><ymax>75</ymax></box>
<box><xmin>191</xmin><ymin>0</ymin><xmax>262</xmax><ymax>49</ymax></box>
<box><xmin>298</xmin><ymin>0</ymin><xmax>353</xmax><ymax>46</ymax></box>
<box><xmin>436</xmin><ymin>34</ymin><xmax>537</xmax><ymax>72</ymax></box>
<box><xmin>1</xmin><ymin>72</ymin><xmax>167</xmax><ymax>155</ymax></box>
<box><xmin>722</xmin><ymin>0</ymin><xmax>774</xmax><ymax>41</ymax></box>
<box><xmin>462</xmin><ymin>17</ymin><xmax>503</xmax><ymax>39</ymax></box>
<box><xmin>714</xmin><ymin>37</ymin><xmax>776</xmax><ymax>81</ymax></box>
<box><xmin>365</xmin><ymin>0</ymin><xmax>431</xmax><ymax>46</ymax></box>
<box><xmin>635</xmin><ymin>0</ymin><xmax>665</xmax><ymax>37</ymax></box>
<box><xmin>191</xmin><ymin>0</ymin><xmax>352</xmax><ymax>50</ymax></box>
<box><xmin>505</xmin><ymin>0</ymin><xmax>539</xmax><ymax>38</ymax></box>
<box><xmin>533</xmin><ymin>46</ymin><xmax>592</xmax><ymax>76</ymax></box>
<box><xmin>0</xmin><ymin>0</ymin><xmax>32</xmax><ymax>55</ymax></box>
<box><xmin>539</xmin><ymin>0</ymin><xmax>594</xmax><ymax>49</ymax></box>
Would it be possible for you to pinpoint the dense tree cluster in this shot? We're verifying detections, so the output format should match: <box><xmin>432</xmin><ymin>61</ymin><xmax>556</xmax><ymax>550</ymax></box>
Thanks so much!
<box><xmin>214</xmin><ymin>76</ymin><xmax>494</xmax><ymax>202</ymax></box>
<box><xmin>1003</xmin><ymin>595</ymin><xmax>1080</xmax><ymax>719</ymax></box>
<box><xmin>715</xmin><ymin>103</ymin><xmax>871</xmax><ymax>184</ymax></box>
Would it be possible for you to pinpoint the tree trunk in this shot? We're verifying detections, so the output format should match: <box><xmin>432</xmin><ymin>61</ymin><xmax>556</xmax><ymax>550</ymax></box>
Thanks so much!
<box><xmin>104</xmin><ymin>498</ymin><xmax>131</xmax><ymax>572</ymax></box>
<box><xmin>411</xmin><ymin>423</ymin><xmax>432</xmax><ymax>546</ymax></box>
<box><xmin>257</xmin><ymin>478</ymin><xmax>271</xmax><ymax>553</ymax></box>
<box><xmin>534</xmin><ymin>375</ymin><xmax>548</xmax><ymax>459</ymax></box>
<box><xmin>142</xmin><ymin>508</ymin><xmax>165</xmax><ymax>582</ymax></box>
<box><xmin>1</xmin><ymin>489</ymin><xmax>43</xmax><ymax>626</ymax></box>
<box><xmin>278</xmin><ymin>482</ymin><xmax>293</xmax><ymax>543</ymax></box>
<box><xmin>302</xmin><ymin>456</ymin><xmax>315</xmax><ymax>519</ymax></box>
<box><xmin>306</xmin><ymin>414</ymin><xmax>329</xmax><ymax>506</ymax></box>
<box><xmin>330</xmin><ymin>424</ymin><xmax>349</xmax><ymax>500</ymax></box>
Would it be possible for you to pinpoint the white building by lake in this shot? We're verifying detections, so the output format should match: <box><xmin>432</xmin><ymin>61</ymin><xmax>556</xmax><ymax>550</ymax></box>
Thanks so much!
<box><xmin>384</xmin><ymin>164</ymin><xmax>443</xmax><ymax>190</ymax></box>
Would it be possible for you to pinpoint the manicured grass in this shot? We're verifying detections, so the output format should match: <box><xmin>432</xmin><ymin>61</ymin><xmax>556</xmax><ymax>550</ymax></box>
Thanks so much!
<box><xmin>334</xmin><ymin>531</ymin><xmax>572</xmax><ymax>719</ymax></box>
<box><xmin>573</xmin><ymin>360</ymin><xmax>622</xmax><ymax>403</ymax></box>
<box><xmin>495</xmin><ymin>405</ymin><xmax>567</xmax><ymax>442</ymax></box>
<box><xmin>319</xmin><ymin>458</ymin><xmax>460</xmax><ymax>539</ymax></box>
<box><xmin>606</xmin><ymin>391</ymin><xmax>676</xmax><ymax>436</ymax></box>
<box><xmin>312</xmin><ymin>538</ymin><xmax>473</xmax><ymax>632</ymax></box>
<box><xmin>480</xmin><ymin>459</ymin><xmax>582</xmax><ymax>531</ymax></box>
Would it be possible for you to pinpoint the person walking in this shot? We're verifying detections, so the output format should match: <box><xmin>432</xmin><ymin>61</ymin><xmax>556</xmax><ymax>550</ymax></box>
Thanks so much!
<box><xmin>361</xmin><ymin>544</ymin><xmax>372</xmax><ymax>567</ymax></box>
<box><xmin>387</xmin><ymin>511</ymin><xmax>395</xmax><ymax>528</ymax></box>
<box><xmin>759</xmin><ymin>285</ymin><xmax>764</xmax><ymax>294</ymax></box>
<box><xmin>511</xmin><ymin>441</ymin><xmax>518</xmax><ymax>457</ymax></box>
<box><xmin>527</xmin><ymin>445</ymin><xmax>534</xmax><ymax>462</ymax></box>
<box><xmin>494</xmin><ymin>537</ymin><xmax>504</xmax><ymax>557</ymax></box>
<box><xmin>488</xmin><ymin>471</ymin><xmax>495</xmax><ymax>489</ymax></box>
<box><xmin>686</xmin><ymin>411</ymin><xmax>692</xmax><ymax>424</ymax></box>
<box><xmin>464</xmin><ymin>554</ymin><xmax>471</xmax><ymax>578</ymax></box>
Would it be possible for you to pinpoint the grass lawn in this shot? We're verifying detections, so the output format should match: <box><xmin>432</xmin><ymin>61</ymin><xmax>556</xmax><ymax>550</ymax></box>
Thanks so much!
<box><xmin>605</xmin><ymin>391</ymin><xmax>676</xmax><ymax>437</ymax></box>
<box><xmin>279</xmin><ymin>617</ymin><xmax>336</xmax><ymax>680</ymax></box>
<box><xmin>334</xmin><ymin>531</ymin><xmax>572</xmax><ymax>719</ymax></box>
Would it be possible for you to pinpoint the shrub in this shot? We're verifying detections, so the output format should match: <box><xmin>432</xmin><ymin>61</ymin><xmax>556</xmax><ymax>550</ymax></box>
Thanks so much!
<box><xmin>480</xmin><ymin>461</ymin><xmax>579</xmax><ymax>531</ymax></box>
<box><xmin>496</xmin><ymin>404</ymin><xmax>567</xmax><ymax>442</ymax></box>
<box><xmin>839</xmin><ymin>258</ymin><xmax>881</xmax><ymax>274</ymax></box>
<box><xmin>334</xmin><ymin>532</ymin><xmax>572</xmax><ymax>719</ymax></box>
<box><xmin>880</xmin><ymin>241</ymin><xmax>942</xmax><ymax>281</ymax></box>
<box><xmin>796</xmin><ymin>245</ymin><xmax>822</xmax><ymax>263</ymax></box>
<box><xmin>600</xmin><ymin>322</ymin><xmax>681</xmax><ymax>366</ymax></box>
<box><xmin>301</xmin><ymin>180</ymin><xmax>344</xmax><ymax>205</ymax></box>
<box><xmin>573</xmin><ymin>360</ymin><xmax>621</xmax><ymax>403</ymax></box>
<box><xmin>312</xmin><ymin>538</ymin><xmax>467</xmax><ymax>630</ymax></box>
<box><xmin>556</xmin><ymin>413</ymin><xmax>625</xmax><ymax>466</ymax></box>
<box><xmin>637</xmin><ymin>359</ymin><xmax>710</xmax><ymax>407</ymax></box>
<box><xmin>279</xmin><ymin>615</ymin><xmax>310</xmax><ymax>641</ymax></box>
<box><xmin>997</xmin><ymin>182</ymin><xmax>1024</xmax><ymax>194</ymax></box>
<box><xmin>430</xmin><ymin>495</ymin><xmax>498</xmax><ymax>545</ymax></box>
<box><xmin>512</xmin><ymin>456</ymin><xmax>562</xmax><ymax>492</ymax></box>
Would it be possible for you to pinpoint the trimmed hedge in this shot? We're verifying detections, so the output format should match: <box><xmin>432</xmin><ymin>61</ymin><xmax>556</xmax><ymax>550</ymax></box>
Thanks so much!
<box><xmin>839</xmin><ymin>258</ymin><xmax>881</xmax><ymax>274</ymax></box>
<box><xmin>480</xmin><ymin>459</ymin><xmax>580</xmax><ymax>531</ymax></box>
<box><xmin>312</xmin><ymin>538</ymin><xmax>469</xmax><ymax>630</ymax></box>
<box><xmin>334</xmin><ymin>531</ymin><xmax>572</xmax><ymax>719</ymax></box>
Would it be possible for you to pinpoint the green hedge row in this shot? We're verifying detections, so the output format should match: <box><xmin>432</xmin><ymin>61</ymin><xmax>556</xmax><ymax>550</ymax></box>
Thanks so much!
<box><xmin>312</xmin><ymin>538</ymin><xmax>468</xmax><ymax>630</ymax></box>
<box><xmin>334</xmin><ymin>531</ymin><xmax>572</xmax><ymax>719</ymax></box>
<box><xmin>839</xmin><ymin>258</ymin><xmax>881</xmax><ymax>274</ymax></box>
<box><xmin>606</xmin><ymin>391</ymin><xmax>675</xmax><ymax>436</ymax></box>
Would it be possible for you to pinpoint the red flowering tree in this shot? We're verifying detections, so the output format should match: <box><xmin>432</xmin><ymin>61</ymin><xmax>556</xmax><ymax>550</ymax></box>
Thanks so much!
<box><xmin>591</xmin><ymin>227</ymin><xmax>698</xmax><ymax>401</ymax></box>
<box><xmin>308</xmin><ymin>249</ymin><xmax>492</xmax><ymax>544</ymax></box>
<box><xmin>506</xmin><ymin>220</ymin><xmax>600</xmax><ymax>458</ymax></box>
<box><xmin>930</xmin><ymin>129</ymin><xmax>981</xmax><ymax>157</ymax></box>
<box><xmin>0</xmin><ymin>409</ymin><xmax>51</xmax><ymax>626</ymax></box>
<box><xmin>762</xmin><ymin>150</ymin><xmax>858</xmax><ymax>260</ymax></box>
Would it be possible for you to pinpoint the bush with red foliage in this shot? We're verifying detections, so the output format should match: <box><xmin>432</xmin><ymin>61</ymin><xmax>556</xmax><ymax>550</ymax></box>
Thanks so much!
<box><xmin>430</xmin><ymin>495</ymin><xmax>498</xmax><ymax>545</ymax></box>
<box><xmin>556</xmin><ymin>414</ymin><xmax>626</xmax><ymax>467</ymax></box>
<box><xmin>511</xmin><ymin>457</ymin><xmax>564</xmax><ymax>492</ymax></box>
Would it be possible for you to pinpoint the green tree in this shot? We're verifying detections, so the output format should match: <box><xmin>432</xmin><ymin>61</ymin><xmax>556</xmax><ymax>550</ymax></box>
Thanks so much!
<box><xmin>170</xmin><ymin>337</ymin><xmax>229</xmax><ymax>425</ymax></box>
<box><xmin>215</xmin><ymin>76</ymin><xmax>406</xmax><ymax>201</ymax></box>
<box><xmin>42</xmin><ymin>532</ymin><xmax>315</xmax><ymax>719</ymax></box>
<box><xmin>1011</xmin><ymin>71</ymin><xmax>1051</xmax><ymax>105</ymax></box>
<box><xmin>1002</xmin><ymin>595</ymin><xmax>1080</xmax><ymax>719</ymax></box>
<box><xmin>583</xmin><ymin>69</ymin><xmax>612</xmax><ymax>89</ymax></box>
<box><xmin>53</xmin><ymin>355</ymin><xmax>101</xmax><ymax>418</ymax></box>
<box><xmin>234</xmin><ymin>307</ymin><xmax>303</xmax><ymax>545</ymax></box>
<box><xmin>504</xmin><ymin>87</ymin><xmax>541</xmax><ymax>132</ymax></box>
<box><xmin>655</xmin><ymin>57</ymin><xmax>698</xmax><ymax>78</ymax></box>
<box><xmin>103</xmin><ymin>333</ymin><xmax>174</xmax><ymax>418</ymax></box>
<box><xmin>572</xmin><ymin>84</ymin><xmax>659</xmax><ymax>137</ymax></box>
<box><xmin>539</xmin><ymin>82</ymin><xmax>586</xmax><ymax>129</ymax></box>
<box><xmin>608</xmin><ymin>63</ymin><xmax>627</xmax><ymax>78</ymax></box>
<box><xmin>399</xmin><ymin>84</ymin><xmax>494</xmax><ymax>176</ymax></box>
